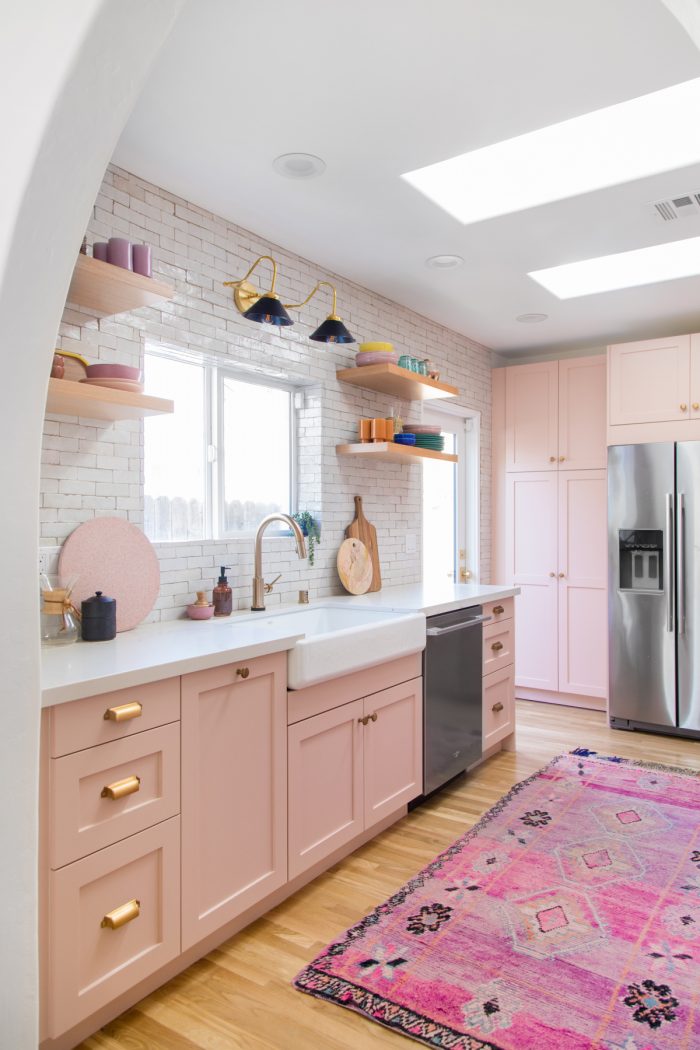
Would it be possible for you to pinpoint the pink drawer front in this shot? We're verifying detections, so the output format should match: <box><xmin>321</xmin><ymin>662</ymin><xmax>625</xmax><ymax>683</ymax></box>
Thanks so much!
<box><xmin>483</xmin><ymin>619</ymin><xmax>514</xmax><ymax>675</ymax></box>
<box><xmin>483</xmin><ymin>665</ymin><xmax>515</xmax><ymax>750</ymax></box>
<box><xmin>49</xmin><ymin>676</ymin><xmax>180</xmax><ymax>757</ymax></box>
<box><xmin>47</xmin><ymin>817</ymin><xmax>180</xmax><ymax>1038</ymax></box>
<box><xmin>49</xmin><ymin>722</ymin><xmax>180</xmax><ymax>869</ymax></box>
<box><xmin>482</xmin><ymin>597</ymin><xmax>514</xmax><ymax>623</ymax></box>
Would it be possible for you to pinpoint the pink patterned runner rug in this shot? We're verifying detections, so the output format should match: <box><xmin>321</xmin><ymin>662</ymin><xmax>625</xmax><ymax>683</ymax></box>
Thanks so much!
<box><xmin>294</xmin><ymin>751</ymin><xmax>700</xmax><ymax>1049</ymax></box>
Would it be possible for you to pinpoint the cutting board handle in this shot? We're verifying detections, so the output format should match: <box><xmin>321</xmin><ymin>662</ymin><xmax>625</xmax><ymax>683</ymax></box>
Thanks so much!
<box><xmin>354</xmin><ymin>495</ymin><xmax>366</xmax><ymax>521</ymax></box>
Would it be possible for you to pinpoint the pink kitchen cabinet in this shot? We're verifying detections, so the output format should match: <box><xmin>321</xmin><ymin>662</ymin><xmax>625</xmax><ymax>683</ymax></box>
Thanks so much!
<box><xmin>363</xmin><ymin>679</ymin><xmax>423</xmax><ymax>828</ymax></box>
<box><xmin>504</xmin><ymin>360</ymin><xmax>558</xmax><ymax>471</ymax></box>
<box><xmin>180</xmin><ymin>652</ymin><xmax>287</xmax><ymax>950</ymax></box>
<box><xmin>608</xmin><ymin>335</ymin><xmax>691</xmax><ymax>426</ymax></box>
<box><xmin>558</xmin><ymin>356</ymin><xmax>606</xmax><ymax>469</ymax></box>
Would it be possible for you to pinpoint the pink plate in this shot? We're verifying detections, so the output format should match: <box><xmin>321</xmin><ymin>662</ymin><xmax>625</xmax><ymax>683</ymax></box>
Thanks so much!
<box><xmin>355</xmin><ymin>351</ymin><xmax>399</xmax><ymax>366</ymax></box>
<box><xmin>85</xmin><ymin>363</ymin><xmax>142</xmax><ymax>381</ymax></box>
<box><xmin>58</xmin><ymin>518</ymin><xmax>160</xmax><ymax>632</ymax></box>
<box><xmin>401</xmin><ymin>423</ymin><xmax>442</xmax><ymax>435</ymax></box>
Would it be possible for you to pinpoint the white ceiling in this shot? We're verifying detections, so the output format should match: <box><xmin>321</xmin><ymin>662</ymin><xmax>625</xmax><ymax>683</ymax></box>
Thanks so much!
<box><xmin>114</xmin><ymin>0</ymin><xmax>700</xmax><ymax>356</ymax></box>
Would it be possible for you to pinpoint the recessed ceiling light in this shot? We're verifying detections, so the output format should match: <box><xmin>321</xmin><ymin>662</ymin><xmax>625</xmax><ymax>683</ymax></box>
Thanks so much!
<box><xmin>402</xmin><ymin>77</ymin><xmax>700</xmax><ymax>225</ymax></box>
<box><xmin>516</xmin><ymin>313</ymin><xmax>548</xmax><ymax>323</ymax></box>
<box><xmin>425</xmin><ymin>254</ymin><xmax>464</xmax><ymax>269</ymax></box>
<box><xmin>272</xmin><ymin>153</ymin><xmax>326</xmax><ymax>179</ymax></box>
<box><xmin>529</xmin><ymin>234</ymin><xmax>700</xmax><ymax>299</ymax></box>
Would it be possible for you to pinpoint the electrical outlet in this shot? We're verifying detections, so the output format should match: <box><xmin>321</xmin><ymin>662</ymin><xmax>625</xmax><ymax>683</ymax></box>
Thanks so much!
<box><xmin>38</xmin><ymin>547</ymin><xmax>59</xmax><ymax>576</ymax></box>
<box><xmin>405</xmin><ymin>532</ymin><xmax>417</xmax><ymax>554</ymax></box>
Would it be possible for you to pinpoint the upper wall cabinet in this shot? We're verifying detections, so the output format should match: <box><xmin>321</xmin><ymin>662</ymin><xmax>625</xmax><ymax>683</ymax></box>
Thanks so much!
<box><xmin>503</xmin><ymin>357</ymin><xmax>606</xmax><ymax>472</ymax></box>
<box><xmin>608</xmin><ymin>335</ymin><xmax>691</xmax><ymax>426</ymax></box>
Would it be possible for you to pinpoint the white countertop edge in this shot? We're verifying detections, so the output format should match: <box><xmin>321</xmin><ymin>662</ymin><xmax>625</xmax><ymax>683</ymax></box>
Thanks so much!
<box><xmin>322</xmin><ymin>583</ymin><xmax>520</xmax><ymax>617</ymax></box>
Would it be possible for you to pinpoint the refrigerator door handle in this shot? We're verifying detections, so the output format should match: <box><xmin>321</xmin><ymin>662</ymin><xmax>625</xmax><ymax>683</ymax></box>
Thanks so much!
<box><xmin>665</xmin><ymin>492</ymin><xmax>675</xmax><ymax>633</ymax></box>
<box><xmin>677</xmin><ymin>491</ymin><xmax>686</xmax><ymax>636</ymax></box>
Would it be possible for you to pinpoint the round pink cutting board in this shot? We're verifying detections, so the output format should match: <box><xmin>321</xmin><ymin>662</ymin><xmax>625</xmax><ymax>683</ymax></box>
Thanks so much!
<box><xmin>59</xmin><ymin>518</ymin><xmax>160</xmax><ymax>632</ymax></box>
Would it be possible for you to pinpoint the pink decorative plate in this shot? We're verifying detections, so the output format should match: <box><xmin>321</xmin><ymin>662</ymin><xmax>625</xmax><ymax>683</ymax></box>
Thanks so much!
<box><xmin>58</xmin><ymin>518</ymin><xmax>160</xmax><ymax>632</ymax></box>
<box><xmin>401</xmin><ymin>423</ymin><xmax>442</xmax><ymax>435</ymax></box>
<box><xmin>80</xmin><ymin>377</ymin><xmax>145</xmax><ymax>393</ymax></box>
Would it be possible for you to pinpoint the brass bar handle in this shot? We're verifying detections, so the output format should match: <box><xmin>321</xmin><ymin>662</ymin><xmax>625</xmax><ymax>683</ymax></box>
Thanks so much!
<box><xmin>491</xmin><ymin>641</ymin><xmax>504</xmax><ymax>652</ymax></box>
<box><xmin>492</xmin><ymin>702</ymin><xmax>504</xmax><ymax>713</ymax></box>
<box><xmin>101</xmin><ymin>774</ymin><xmax>141</xmax><ymax>801</ymax></box>
<box><xmin>358</xmin><ymin>715</ymin><xmax>369</xmax><ymax>725</ymax></box>
<box><xmin>104</xmin><ymin>701</ymin><xmax>142</xmax><ymax>723</ymax></box>
<box><xmin>236</xmin><ymin>667</ymin><xmax>250</xmax><ymax>679</ymax></box>
<box><xmin>101</xmin><ymin>898</ymin><xmax>140</xmax><ymax>930</ymax></box>
<box><xmin>492</xmin><ymin>605</ymin><xmax>504</xmax><ymax>615</ymax></box>
<box><xmin>369</xmin><ymin>712</ymin><xmax>378</xmax><ymax>722</ymax></box>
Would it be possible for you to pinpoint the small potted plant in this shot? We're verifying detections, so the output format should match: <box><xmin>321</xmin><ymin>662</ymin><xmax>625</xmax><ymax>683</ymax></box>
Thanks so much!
<box><xmin>292</xmin><ymin>511</ymin><xmax>321</xmax><ymax>566</ymax></box>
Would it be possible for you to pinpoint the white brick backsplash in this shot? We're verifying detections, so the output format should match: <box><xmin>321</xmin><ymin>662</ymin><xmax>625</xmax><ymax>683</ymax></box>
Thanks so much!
<box><xmin>40</xmin><ymin>163</ymin><xmax>493</xmax><ymax>620</ymax></box>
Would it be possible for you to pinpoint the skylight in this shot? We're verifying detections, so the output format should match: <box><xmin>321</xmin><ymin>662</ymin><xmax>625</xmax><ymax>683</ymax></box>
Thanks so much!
<box><xmin>401</xmin><ymin>78</ymin><xmax>700</xmax><ymax>225</ymax></box>
<box><xmin>528</xmin><ymin>235</ymin><xmax>700</xmax><ymax>298</ymax></box>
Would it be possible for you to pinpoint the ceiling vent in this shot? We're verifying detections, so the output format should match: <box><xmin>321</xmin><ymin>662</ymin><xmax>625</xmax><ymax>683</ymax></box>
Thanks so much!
<box><xmin>652</xmin><ymin>192</ymin><xmax>700</xmax><ymax>221</ymax></box>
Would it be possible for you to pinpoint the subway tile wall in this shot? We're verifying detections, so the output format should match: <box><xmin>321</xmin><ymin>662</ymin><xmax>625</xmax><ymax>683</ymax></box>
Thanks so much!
<box><xmin>40</xmin><ymin>164</ymin><xmax>492</xmax><ymax>620</ymax></box>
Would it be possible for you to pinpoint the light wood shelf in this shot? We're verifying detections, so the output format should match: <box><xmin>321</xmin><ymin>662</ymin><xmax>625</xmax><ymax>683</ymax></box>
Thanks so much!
<box><xmin>46</xmin><ymin>378</ymin><xmax>174</xmax><ymax>421</ymax></box>
<box><xmin>336</xmin><ymin>363</ymin><xmax>459</xmax><ymax>401</ymax></box>
<box><xmin>67</xmin><ymin>254</ymin><xmax>174</xmax><ymax>317</ymax></box>
<box><xmin>336</xmin><ymin>441</ymin><xmax>458</xmax><ymax>465</ymax></box>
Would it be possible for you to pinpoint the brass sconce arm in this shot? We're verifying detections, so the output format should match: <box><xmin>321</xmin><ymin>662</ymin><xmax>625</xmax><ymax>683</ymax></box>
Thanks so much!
<box><xmin>285</xmin><ymin>280</ymin><xmax>339</xmax><ymax>319</ymax></box>
<box><xmin>223</xmin><ymin>254</ymin><xmax>280</xmax><ymax>295</ymax></box>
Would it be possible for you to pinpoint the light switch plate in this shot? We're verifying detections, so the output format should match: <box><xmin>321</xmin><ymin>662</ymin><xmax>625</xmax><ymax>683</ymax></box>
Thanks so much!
<box><xmin>405</xmin><ymin>532</ymin><xmax>417</xmax><ymax>554</ymax></box>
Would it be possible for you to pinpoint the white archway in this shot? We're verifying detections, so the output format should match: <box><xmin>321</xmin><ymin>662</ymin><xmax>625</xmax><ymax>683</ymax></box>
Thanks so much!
<box><xmin>0</xmin><ymin>4</ymin><xmax>185</xmax><ymax>1045</ymax></box>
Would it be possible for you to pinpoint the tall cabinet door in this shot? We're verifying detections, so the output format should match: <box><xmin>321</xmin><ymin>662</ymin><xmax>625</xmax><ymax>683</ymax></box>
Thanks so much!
<box><xmin>608</xmin><ymin>336</ymin><xmax>690</xmax><ymax>424</ymax></box>
<box><xmin>506</xmin><ymin>472</ymin><xmax>559</xmax><ymax>691</ymax></box>
<box><xmin>181</xmin><ymin>653</ymin><xmax>287</xmax><ymax>950</ymax></box>
<box><xmin>504</xmin><ymin>361</ymin><xmax>559</xmax><ymax>471</ymax></box>
<box><xmin>557</xmin><ymin>471</ymin><xmax>608</xmax><ymax>698</ymax></box>
<box><xmin>363</xmin><ymin>678</ymin><xmax>423</xmax><ymax>829</ymax></box>
<box><xmin>558</xmin><ymin>356</ymin><xmax>606</xmax><ymax>469</ymax></box>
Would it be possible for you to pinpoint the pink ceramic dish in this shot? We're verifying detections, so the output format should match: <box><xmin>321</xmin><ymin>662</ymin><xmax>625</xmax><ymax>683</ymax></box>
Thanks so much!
<box><xmin>85</xmin><ymin>363</ymin><xmax>142</xmax><ymax>381</ymax></box>
<box><xmin>401</xmin><ymin>423</ymin><xmax>442</xmax><ymax>435</ymax></box>
<box><xmin>186</xmin><ymin>603</ymin><xmax>215</xmax><ymax>620</ymax></box>
<box><xmin>355</xmin><ymin>351</ymin><xmax>399</xmax><ymax>366</ymax></box>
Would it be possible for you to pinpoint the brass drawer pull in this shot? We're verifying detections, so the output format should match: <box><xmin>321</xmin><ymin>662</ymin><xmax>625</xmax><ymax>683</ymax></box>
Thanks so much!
<box><xmin>101</xmin><ymin>898</ymin><xmax>140</xmax><ymax>930</ymax></box>
<box><xmin>369</xmin><ymin>712</ymin><xmax>378</xmax><ymax>722</ymax></box>
<box><xmin>101</xmin><ymin>774</ymin><xmax>141</xmax><ymax>800</ymax></box>
<box><xmin>236</xmin><ymin>667</ymin><xmax>250</xmax><ymax>679</ymax></box>
<box><xmin>358</xmin><ymin>715</ymin><xmax>369</xmax><ymax>725</ymax></box>
<box><xmin>491</xmin><ymin>641</ymin><xmax>504</xmax><ymax>652</ymax></box>
<box><xmin>104</xmin><ymin>701</ymin><xmax>142</xmax><ymax>723</ymax></box>
<box><xmin>492</xmin><ymin>605</ymin><xmax>505</xmax><ymax>615</ymax></box>
<box><xmin>492</xmin><ymin>701</ymin><xmax>504</xmax><ymax>713</ymax></box>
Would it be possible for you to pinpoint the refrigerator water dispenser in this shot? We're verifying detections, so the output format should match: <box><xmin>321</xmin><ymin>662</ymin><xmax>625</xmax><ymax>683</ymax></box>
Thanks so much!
<box><xmin>618</xmin><ymin>530</ymin><xmax>663</xmax><ymax>592</ymax></box>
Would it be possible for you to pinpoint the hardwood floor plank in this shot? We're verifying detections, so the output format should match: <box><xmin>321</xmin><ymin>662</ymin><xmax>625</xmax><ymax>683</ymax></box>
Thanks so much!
<box><xmin>76</xmin><ymin>702</ymin><xmax>700</xmax><ymax>1050</ymax></box>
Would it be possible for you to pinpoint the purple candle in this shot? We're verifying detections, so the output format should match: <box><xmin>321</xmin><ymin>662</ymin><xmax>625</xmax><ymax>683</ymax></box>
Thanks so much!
<box><xmin>132</xmin><ymin>243</ymin><xmax>152</xmax><ymax>278</ymax></box>
<box><xmin>92</xmin><ymin>242</ymin><xmax>108</xmax><ymax>261</ymax></box>
<box><xmin>107</xmin><ymin>237</ymin><xmax>133</xmax><ymax>270</ymax></box>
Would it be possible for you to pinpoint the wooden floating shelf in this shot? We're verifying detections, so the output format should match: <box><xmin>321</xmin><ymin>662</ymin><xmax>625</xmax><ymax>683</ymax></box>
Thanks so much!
<box><xmin>336</xmin><ymin>363</ymin><xmax>459</xmax><ymax>401</ymax></box>
<box><xmin>46</xmin><ymin>378</ymin><xmax>174</xmax><ymax>422</ymax></box>
<box><xmin>336</xmin><ymin>441</ymin><xmax>458</xmax><ymax>465</ymax></box>
<box><xmin>67</xmin><ymin>254</ymin><xmax>174</xmax><ymax>317</ymax></box>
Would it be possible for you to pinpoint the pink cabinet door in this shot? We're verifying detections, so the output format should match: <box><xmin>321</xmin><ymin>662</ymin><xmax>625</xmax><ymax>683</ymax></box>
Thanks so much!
<box><xmin>363</xmin><ymin>677</ymin><xmax>423</xmax><ymax>828</ymax></box>
<box><xmin>558</xmin><ymin>470</ymin><xmax>608</xmax><ymax>698</ymax></box>
<box><xmin>288</xmin><ymin>699</ymin><xmax>364</xmax><ymax>880</ymax></box>
<box><xmin>558</xmin><ymin>356</ymin><xmax>606</xmax><ymax>469</ymax></box>
<box><xmin>608</xmin><ymin>336</ymin><xmax>691</xmax><ymax>425</ymax></box>
<box><xmin>505</xmin><ymin>361</ymin><xmax>558</xmax><ymax>471</ymax></box>
<box><xmin>181</xmin><ymin>653</ymin><xmax>287</xmax><ymax>950</ymax></box>
<box><xmin>691</xmin><ymin>334</ymin><xmax>700</xmax><ymax>418</ymax></box>
<box><xmin>48</xmin><ymin>817</ymin><xmax>180</xmax><ymax>1038</ymax></box>
<box><xmin>506</xmin><ymin>472</ymin><xmax>559</xmax><ymax>691</ymax></box>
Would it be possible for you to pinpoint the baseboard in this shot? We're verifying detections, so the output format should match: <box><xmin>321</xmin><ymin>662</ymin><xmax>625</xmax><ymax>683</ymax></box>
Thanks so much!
<box><xmin>516</xmin><ymin>687</ymin><xmax>607</xmax><ymax>713</ymax></box>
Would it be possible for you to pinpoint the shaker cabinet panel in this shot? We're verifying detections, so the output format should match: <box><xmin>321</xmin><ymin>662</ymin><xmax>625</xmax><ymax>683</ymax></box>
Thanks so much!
<box><xmin>558</xmin><ymin>356</ymin><xmax>606</xmax><ymax>469</ymax></box>
<box><xmin>608</xmin><ymin>336</ymin><xmax>691</xmax><ymax>425</ymax></box>
<box><xmin>504</xmin><ymin>361</ymin><xmax>559</xmax><ymax>471</ymax></box>
<box><xmin>181</xmin><ymin>653</ymin><xmax>287</xmax><ymax>950</ymax></box>
<box><xmin>363</xmin><ymin>678</ymin><xmax>423</xmax><ymax>829</ymax></box>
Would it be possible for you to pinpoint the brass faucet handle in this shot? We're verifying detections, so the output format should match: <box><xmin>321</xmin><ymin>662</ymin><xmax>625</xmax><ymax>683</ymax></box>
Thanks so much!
<box><xmin>264</xmin><ymin>574</ymin><xmax>282</xmax><ymax>594</ymax></box>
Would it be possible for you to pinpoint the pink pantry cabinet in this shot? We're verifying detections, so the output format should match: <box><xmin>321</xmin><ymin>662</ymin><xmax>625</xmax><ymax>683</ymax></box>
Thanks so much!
<box><xmin>180</xmin><ymin>652</ymin><xmax>287</xmax><ymax>950</ymax></box>
<box><xmin>608</xmin><ymin>335</ymin><xmax>691</xmax><ymax>426</ymax></box>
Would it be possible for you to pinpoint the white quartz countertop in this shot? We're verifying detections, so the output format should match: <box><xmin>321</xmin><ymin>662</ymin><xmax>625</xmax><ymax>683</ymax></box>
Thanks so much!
<box><xmin>41</xmin><ymin>615</ymin><xmax>306</xmax><ymax>707</ymax></box>
<box><xmin>324</xmin><ymin>581</ymin><xmax>520</xmax><ymax>618</ymax></box>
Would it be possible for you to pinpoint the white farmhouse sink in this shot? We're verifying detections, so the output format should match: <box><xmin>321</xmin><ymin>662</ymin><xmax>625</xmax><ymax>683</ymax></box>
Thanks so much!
<box><xmin>237</xmin><ymin>604</ymin><xmax>426</xmax><ymax>689</ymax></box>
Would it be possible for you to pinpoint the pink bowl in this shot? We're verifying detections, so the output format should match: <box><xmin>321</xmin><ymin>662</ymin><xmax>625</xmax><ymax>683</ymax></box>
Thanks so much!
<box><xmin>85</xmin><ymin>363</ymin><xmax>142</xmax><ymax>381</ymax></box>
<box><xmin>186</xmin><ymin>603</ymin><xmax>215</xmax><ymax>620</ymax></box>
<box><xmin>355</xmin><ymin>351</ymin><xmax>399</xmax><ymax>366</ymax></box>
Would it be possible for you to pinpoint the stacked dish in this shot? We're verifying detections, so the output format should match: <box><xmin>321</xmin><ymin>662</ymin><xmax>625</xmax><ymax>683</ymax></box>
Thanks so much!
<box><xmin>355</xmin><ymin>350</ymin><xmax>399</xmax><ymax>367</ymax></box>
<box><xmin>80</xmin><ymin>363</ymin><xmax>144</xmax><ymax>393</ymax></box>
<box><xmin>394</xmin><ymin>433</ymin><xmax>416</xmax><ymax>446</ymax></box>
<box><xmin>414</xmin><ymin>434</ymin><xmax>445</xmax><ymax>451</ymax></box>
<box><xmin>358</xmin><ymin>342</ymin><xmax>393</xmax><ymax>353</ymax></box>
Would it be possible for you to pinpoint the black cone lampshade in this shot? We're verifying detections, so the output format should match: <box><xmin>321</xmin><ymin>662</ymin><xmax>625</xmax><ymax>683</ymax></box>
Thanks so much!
<box><xmin>244</xmin><ymin>293</ymin><xmax>293</xmax><ymax>327</ymax></box>
<box><xmin>310</xmin><ymin>315</ymin><xmax>355</xmax><ymax>344</ymax></box>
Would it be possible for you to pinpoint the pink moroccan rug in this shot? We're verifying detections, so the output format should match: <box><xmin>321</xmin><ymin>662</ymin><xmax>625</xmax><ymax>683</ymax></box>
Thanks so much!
<box><xmin>295</xmin><ymin>751</ymin><xmax>700</xmax><ymax>1049</ymax></box>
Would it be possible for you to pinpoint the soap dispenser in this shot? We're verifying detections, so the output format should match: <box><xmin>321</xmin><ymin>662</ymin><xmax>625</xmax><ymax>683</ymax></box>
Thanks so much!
<box><xmin>213</xmin><ymin>566</ymin><xmax>233</xmax><ymax>616</ymax></box>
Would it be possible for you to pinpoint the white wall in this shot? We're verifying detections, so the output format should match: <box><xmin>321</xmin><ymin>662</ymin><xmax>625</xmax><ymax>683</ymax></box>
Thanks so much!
<box><xmin>0</xmin><ymin>4</ymin><xmax>184</xmax><ymax>1045</ymax></box>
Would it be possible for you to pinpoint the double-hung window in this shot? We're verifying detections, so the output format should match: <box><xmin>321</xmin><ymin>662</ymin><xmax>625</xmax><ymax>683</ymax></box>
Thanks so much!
<box><xmin>144</xmin><ymin>347</ymin><xmax>297</xmax><ymax>542</ymax></box>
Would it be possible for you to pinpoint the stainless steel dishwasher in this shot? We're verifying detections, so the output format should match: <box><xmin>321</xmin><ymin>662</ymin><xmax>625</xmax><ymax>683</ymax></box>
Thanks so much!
<box><xmin>422</xmin><ymin>605</ymin><xmax>490</xmax><ymax>794</ymax></box>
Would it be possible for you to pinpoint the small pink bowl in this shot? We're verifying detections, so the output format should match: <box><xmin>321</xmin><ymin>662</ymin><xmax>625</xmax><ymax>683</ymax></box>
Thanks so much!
<box><xmin>186</xmin><ymin>603</ymin><xmax>215</xmax><ymax>620</ymax></box>
<box><xmin>85</xmin><ymin>363</ymin><xmax>142</xmax><ymax>381</ymax></box>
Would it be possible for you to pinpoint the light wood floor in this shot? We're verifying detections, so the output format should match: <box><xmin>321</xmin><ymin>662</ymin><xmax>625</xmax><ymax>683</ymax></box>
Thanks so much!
<box><xmin>80</xmin><ymin>702</ymin><xmax>700</xmax><ymax>1050</ymax></box>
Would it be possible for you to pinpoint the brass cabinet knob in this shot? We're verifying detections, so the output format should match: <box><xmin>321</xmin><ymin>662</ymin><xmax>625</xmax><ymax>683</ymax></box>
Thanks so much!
<box><xmin>358</xmin><ymin>715</ymin><xmax>370</xmax><ymax>725</ymax></box>
<box><xmin>549</xmin><ymin>456</ymin><xmax>556</xmax><ymax>462</ymax></box>
<box><xmin>559</xmin><ymin>456</ymin><xmax>565</xmax><ymax>462</ymax></box>
<box><xmin>681</xmin><ymin>403</ymin><xmax>688</xmax><ymax>411</ymax></box>
<box><xmin>104</xmin><ymin>701</ymin><xmax>142</xmax><ymax>722</ymax></box>
<box><xmin>236</xmin><ymin>667</ymin><xmax>250</xmax><ymax>679</ymax></box>
<box><xmin>549</xmin><ymin>572</ymin><xmax>556</xmax><ymax>577</ymax></box>
<box><xmin>693</xmin><ymin>403</ymin><xmax>699</xmax><ymax>411</ymax></box>
<box><xmin>559</xmin><ymin>572</ymin><xmax>566</xmax><ymax>578</ymax></box>
<box><xmin>101</xmin><ymin>898</ymin><xmax>140</xmax><ymax>930</ymax></box>
<box><xmin>492</xmin><ymin>701</ymin><xmax>504</xmax><ymax>713</ymax></box>
<box><xmin>492</xmin><ymin>605</ymin><xmax>504</xmax><ymax>615</ymax></box>
<box><xmin>460</xmin><ymin>568</ymin><xmax>472</xmax><ymax>581</ymax></box>
<box><xmin>101</xmin><ymin>774</ymin><xmax>141</xmax><ymax>800</ymax></box>
<box><xmin>369</xmin><ymin>712</ymin><xmax>378</xmax><ymax>722</ymax></box>
<box><xmin>491</xmin><ymin>641</ymin><xmax>504</xmax><ymax>652</ymax></box>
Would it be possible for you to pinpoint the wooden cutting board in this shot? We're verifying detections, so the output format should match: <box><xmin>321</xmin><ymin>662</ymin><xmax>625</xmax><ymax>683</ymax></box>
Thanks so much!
<box><xmin>345</xmin><ymin>495</ymin><xmax>381</xmax><ymax>592</ymax></box>
<box><xmin>337</xmin><ymin>538</ymin><xmax>373</xmax><ymax>594</ymax></box>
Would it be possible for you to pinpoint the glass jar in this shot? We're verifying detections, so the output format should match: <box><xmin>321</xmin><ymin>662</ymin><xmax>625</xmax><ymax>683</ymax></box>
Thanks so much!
<box><xmin>40</xmin><ymin>573</ymin><xmax>80</xmax><ymax>646</ymax></box>
<box><xmin>397</xmin><ymin>354</ymin><xmax>412</xmax><ymax>371</ymax></box>
<box><xmin>418</xmin><ymin>359</ymin><xmax>429</xmax><ymax>375</ymax></box>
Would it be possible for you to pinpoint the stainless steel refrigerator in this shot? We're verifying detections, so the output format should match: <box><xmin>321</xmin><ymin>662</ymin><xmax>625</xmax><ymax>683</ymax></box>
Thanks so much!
<box><xmin>608</xmin><ymin>442</ymin><xmax>700</xmax><ymax>737</ymax></box>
